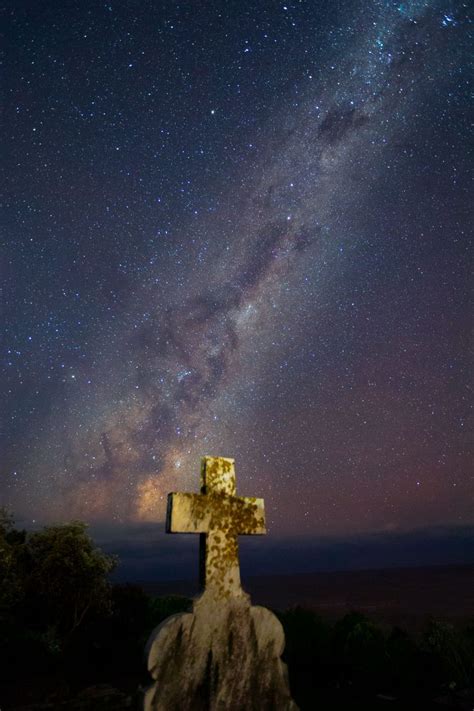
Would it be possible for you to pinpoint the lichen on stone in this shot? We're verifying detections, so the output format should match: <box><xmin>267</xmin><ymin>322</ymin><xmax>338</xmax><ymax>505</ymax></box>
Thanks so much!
<box><xmin>166</xmin><ymin>456</ymin><xmax>265</xmax><ymax>599</ymax></box>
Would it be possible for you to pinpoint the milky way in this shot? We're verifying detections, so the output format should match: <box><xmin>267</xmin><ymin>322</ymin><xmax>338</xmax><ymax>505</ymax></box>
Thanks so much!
<box><xmin>2</xmin><ymin>1</ymin><xmax>472</xmax><ymax>537</ymax></box>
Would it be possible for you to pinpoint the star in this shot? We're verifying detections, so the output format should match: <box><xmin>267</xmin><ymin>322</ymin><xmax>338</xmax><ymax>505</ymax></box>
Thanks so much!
<box><xmin>1</xmin><ymin>0</ymin><xmax>470</xmax><ymax>556</ymax></box>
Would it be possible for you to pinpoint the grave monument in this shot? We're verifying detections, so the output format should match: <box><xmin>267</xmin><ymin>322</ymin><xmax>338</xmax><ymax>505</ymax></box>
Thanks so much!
<box><xmin>144</xmin><ymin>455</ymin><xmax>298</xmax><ymax>710</ymax></box>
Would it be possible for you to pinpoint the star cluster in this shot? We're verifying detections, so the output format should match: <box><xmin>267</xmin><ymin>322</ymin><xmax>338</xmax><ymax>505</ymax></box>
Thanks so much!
<box><xmin>2</xmin><ymin>1</ymin><xmax>471</xmax><ymax>538</ymax></box>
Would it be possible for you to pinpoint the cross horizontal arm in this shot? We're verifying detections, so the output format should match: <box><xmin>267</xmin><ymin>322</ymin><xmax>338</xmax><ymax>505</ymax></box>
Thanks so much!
<box><xmin>233</xmin><ymin>496</ymin><xmax>266</xmax><ymax>535</ymax></box>
<box><xmin>166</xmin><ymin>492</ymin><xmax>266</xmax><ymax>535</ymax></box>
<box><xmin>166</xmin><ymin>493</ymin><xmax>209</xmax><ymax>533</ymax></box>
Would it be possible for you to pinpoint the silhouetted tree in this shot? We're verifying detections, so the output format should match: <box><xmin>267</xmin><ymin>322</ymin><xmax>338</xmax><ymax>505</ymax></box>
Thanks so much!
<box><xmin>0</xmin><ymin>508</ymin><xmax>26</xmax><ymax>621</ymax></box>
<box><xmin>26</xmin><ymin>521</ymin><xmax>117</xmax><ymax>643</ymax></box>
<box><xmin>423</xmin><ymin>619</ymin><xmax>474</xmax><ymax>688</ymax></box>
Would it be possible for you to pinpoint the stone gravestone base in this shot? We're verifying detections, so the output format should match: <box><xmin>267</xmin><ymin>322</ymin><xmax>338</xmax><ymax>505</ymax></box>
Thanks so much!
<box><xmin>144</xmin><ymin>591</ymin><xmax>298</xmax><ymax>711</ymax></box>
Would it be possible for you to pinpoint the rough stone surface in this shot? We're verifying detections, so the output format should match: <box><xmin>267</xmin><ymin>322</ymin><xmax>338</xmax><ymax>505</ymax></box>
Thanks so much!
<box><xmin>144</xmin><ymin>592</ymin><xmax>298</xmax><ymax>711</ymax></box>
<box><xmin>167</xmin><ymin>456</ymin><xmax>265</xmax><ymax>598</ymax></box>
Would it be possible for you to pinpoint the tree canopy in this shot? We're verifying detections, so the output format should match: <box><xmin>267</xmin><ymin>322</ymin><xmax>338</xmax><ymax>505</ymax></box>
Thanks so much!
<box><xmin>28</xmin><ymin>520</ymin><xmax>117</xmax><ymax>636</ymax></box>
<box><xmin>0</xmin><ymin>510</ymin><xmax>117</xmax><ymax>643</ymax></box>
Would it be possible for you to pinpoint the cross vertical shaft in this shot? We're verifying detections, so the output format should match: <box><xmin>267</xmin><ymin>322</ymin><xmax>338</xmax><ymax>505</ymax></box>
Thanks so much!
<box><xmin>166</xmin><ymin>456</ymin><xmax>266</xmax><ymax>599</ymax></box>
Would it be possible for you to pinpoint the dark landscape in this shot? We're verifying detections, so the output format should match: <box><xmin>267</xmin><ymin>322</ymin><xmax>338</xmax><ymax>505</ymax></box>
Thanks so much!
<box><xmin>141</xmin><ymin>564</ymin><xmax>474</xmax><ymax>629</ymax></box>
<box><xmin>2</xmin><ymin>518</ymin><xmax>473</xmax><ymax>711</ymax></box>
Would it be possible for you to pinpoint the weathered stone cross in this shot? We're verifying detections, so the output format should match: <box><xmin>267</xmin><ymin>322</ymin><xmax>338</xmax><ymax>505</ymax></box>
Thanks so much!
<box><xmin>166</xmin><ymin>456</ymin><xmax>266</xmax><ymax>599</ymax></box>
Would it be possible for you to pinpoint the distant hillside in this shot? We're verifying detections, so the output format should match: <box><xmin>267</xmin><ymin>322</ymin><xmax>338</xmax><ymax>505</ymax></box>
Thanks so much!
<box><xmin>139</xmin><ymin>564</ymin><xmax>474</xmax><ymax>629</ymax></box>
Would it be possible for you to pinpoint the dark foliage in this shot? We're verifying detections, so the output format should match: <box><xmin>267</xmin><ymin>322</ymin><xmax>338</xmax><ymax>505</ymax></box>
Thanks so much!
<box><xmin>279</xmin><ymin>608</ymin><xmax>474</xmax><ymax>710</ymax></box>
<box><xmin>1</xmin><ymin>510</ymin><xmax>473</xmax><ymax>709</ymax></box>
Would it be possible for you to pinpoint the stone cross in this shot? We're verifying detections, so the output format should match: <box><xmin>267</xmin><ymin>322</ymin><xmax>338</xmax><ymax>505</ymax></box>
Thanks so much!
<box><xmin>166</xmin><ymin>456</ymin><xmax>266</xmax><ymax>599</ymax></box>
<box><xmin>145</xmin><ymin>456</ymin><xmax>298</xmax><ymax>710</ymax></box>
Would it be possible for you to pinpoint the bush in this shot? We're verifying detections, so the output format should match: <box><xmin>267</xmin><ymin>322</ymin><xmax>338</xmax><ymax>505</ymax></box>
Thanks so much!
<box><xmin>331</xmin><ymin>611</ymin><xmax>389</xmax><ymax>689</ymax></box>
<box><xmin>0</xmin><ymin>508</ymin><xmax>27</xmax><ymax>620</ymax></box>
<box><xmin>423</xmin><ymin>619</ymin><xmax>474</xmax><ymax>689</ymax></box>
<box><xmin>147</xmin><ymin>595</ymin><xmax>192</xmax><ymax>629</ymax></box>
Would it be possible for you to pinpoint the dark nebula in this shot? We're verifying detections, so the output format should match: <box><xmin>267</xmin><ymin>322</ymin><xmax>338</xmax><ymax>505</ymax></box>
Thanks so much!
<box><xmin>2</xmin><ymin>1</ymin><xmax>471</xmax><ymax>548</ymax></box>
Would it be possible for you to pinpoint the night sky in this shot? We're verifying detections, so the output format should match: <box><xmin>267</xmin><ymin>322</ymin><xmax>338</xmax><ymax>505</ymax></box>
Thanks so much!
<box><xmin>2</xmin><ymin>1</ymin><xmax>472</xmax><ymax>569</ymax></box>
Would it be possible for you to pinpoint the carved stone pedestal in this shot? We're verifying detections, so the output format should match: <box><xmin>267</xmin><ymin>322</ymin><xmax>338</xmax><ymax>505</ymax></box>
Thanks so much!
<box><xmin>144</xmin><ymin>591</ymin><xmax>298</xmax><ymax>711</ymax></box>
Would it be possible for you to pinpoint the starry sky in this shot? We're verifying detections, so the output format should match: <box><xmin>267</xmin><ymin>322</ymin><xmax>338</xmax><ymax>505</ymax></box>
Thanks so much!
<box><xmin>2</xmin><ymin>0</ymin><xmax>472</xmax><ymax>563</ymax></box>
